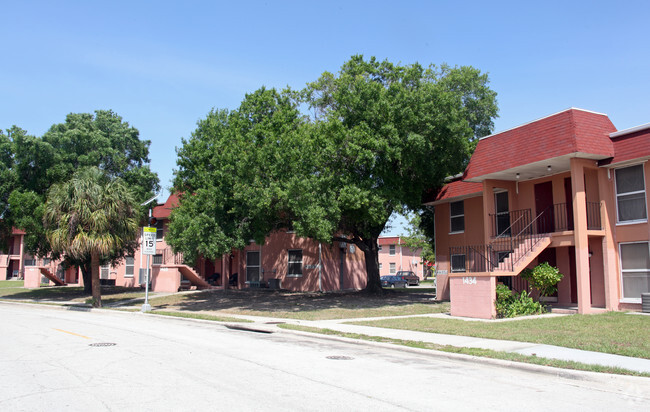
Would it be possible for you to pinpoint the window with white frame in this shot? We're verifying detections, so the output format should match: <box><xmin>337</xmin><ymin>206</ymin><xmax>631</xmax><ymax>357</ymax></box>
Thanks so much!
<box><xmin>100</xmin><ymin>264</ymin><xmax>110</xmax><ymax>279</ymax></box>
<box><xmin>450</xmin><ymin>200</ymin><xmax>465</xmax><ymax>233</ymax></box>
<box><xmin>288</xmin><ymin>249</ymin><xmax>303</xmax><ymax>277</ymax></box>
<box><xmin>125</xmin><ymin>256</ymin><xmax>134</xmax><ymax>277</ymax></box>
<box><xmin>615</xmin><ymin>164</ymin><xmax>647</xmax><ymax>223</ymax></box>
<box><xmin>389</xmin><ymin>262</ymin><xmax>396</xmax><ymax>274</ymax></box>
<box><xmin>389</xmin><ymin>245</ymin><xmax>396</xmax><ymax>255</ymax></box>
<box><xmin>379</xmin><ymin>263</ymin><xmax>383</xmax><ymax>272</ymax></box>
<box><xmin>24</xmin><ymin>258</ymin><xmax>36</xmax><ymax>267</ymax></box>
<box><xmin>619</xmin><ymin>242</ymin><xmax>650</xmax><ymax>300</ymax></box>
<box><xmin>451</xmin><ymin>254</ymin><xmax>466</xmax><ymax>272</ymax></box>
<box><xmin>155</xmin><ymin>220</ymin><xmax>164</xmax><ymax>240</ymax></box>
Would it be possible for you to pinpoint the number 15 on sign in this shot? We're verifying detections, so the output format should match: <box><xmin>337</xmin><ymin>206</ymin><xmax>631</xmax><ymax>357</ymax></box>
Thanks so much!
<box><xmin>142</xmin><ymin>227</ymin><xmax>157</xmax><ymax>255</ymax></box>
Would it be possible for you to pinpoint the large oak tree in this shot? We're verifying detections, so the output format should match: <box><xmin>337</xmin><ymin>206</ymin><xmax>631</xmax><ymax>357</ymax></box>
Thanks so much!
<box><xmin>169</xmin><ymin>56</ymin><xmax>497</xmax><ymax>292</ymax></box>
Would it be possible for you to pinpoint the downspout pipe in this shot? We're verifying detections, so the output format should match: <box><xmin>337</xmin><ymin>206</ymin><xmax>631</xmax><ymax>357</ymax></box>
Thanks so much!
<box><xmin>318</xmin><ymin>242</ymin><xmax>322</xmax><ymax>292</ymax></box>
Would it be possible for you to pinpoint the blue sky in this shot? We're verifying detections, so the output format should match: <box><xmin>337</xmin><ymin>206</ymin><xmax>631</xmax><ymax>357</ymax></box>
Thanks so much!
<box><xmin>2</xmin><ymin>1</ymin><xmax>649</xmax><ymax>235</ymax></box>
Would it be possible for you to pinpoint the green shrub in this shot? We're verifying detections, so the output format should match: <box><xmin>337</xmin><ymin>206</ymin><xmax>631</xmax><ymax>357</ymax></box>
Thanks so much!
<box><xmin>495</xmin><ymin>284</ymin><xmax>545</xmax><ymax>318</ymax></box>
<box><xmin>521</xmin><ymin>262</ymin><xmax>564</xmax><ymax>299</ymax></box>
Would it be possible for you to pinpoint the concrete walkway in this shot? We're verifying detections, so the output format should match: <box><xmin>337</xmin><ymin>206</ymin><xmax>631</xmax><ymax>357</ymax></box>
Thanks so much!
<box><xmin>218</xmin><ymin>312</ymin><xmax>650</xmax><ymax>375</ymax></box>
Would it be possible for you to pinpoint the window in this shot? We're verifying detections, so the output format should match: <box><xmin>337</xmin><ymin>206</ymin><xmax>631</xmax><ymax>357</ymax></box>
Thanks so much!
<box><xmin>379</xmin><ymin>263</ymin><xmax>383</xmax><ymax>271</ymax></box>
<box><xmin>619</xmin><ymin>242</ymin><xmax>650</xmax><ymax>300</ymax></box>
<box><xmin>389</xmin><ymin>263</ymin><xmax>396</xmax><ymax>274</ymax></box>
<box><xmin>153</xmin><ymin>254</ymin><xmax>163</xmax><ymax>265</ymax></box>
<box><xmin>100</xmin><ymin>264</ymin><xmax>110</xmax><ymax>279</ymax></box>
<box><xmin>24</xmin><ymin>258</ymin><xmax>36</xmax><ymax>267</ymax></box>
<box><xmin>615</xmin><ymin>164</ymin><xmax>647</xmax><ymax>223</ymax></box>
<box><xmin>155</xmin><ymin>220</ymin><xmax>164</xmax><ymax>240</ymax></box>
<box><xmin>451</xmin><ymin>254</ymin><xmax>466</xmax><ymax>273</ymax></box>
<box><xmin>389</xmin><ymin>245</ymin><xmax>396</xmax><ymax>255</ymax></box>
<box><xmin>43</xmin><ymin>258</ymin><xmax>51</xmax><ymax>266</ymax></box>
<box><xmin>450</xmin><ymin>201</ymin><xmax>465</xmax><ymax>233</ymax></box>
<box><xmin>288</xmin><ymin>249</ymin><xmax>303</xmax><ymax>277</ymax></box>
<box><xmin>125</xmin><ymin>256</ymin><xmax>134</xmax><ymax>277</ymax></box>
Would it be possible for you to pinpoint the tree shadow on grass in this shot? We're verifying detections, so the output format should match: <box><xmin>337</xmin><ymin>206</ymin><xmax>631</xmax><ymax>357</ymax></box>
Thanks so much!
<box><xmin>0</xmin><ymin>286</ymin><xmax>143</xmax><ymax>302</ymax></box>
<box><xmin>150</xmin><ymin>288</ymin><xmax>445</xmax><ymax>318</ymax></box>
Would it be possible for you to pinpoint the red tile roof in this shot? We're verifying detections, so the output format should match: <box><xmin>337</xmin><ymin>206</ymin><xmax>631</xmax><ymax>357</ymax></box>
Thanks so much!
<box><xmin>465</xmin><ymin>109</ymin><xmax>615</xmax><ymax>180</ymax></box>
<box><xmin>426</xmin><ymin>180</ymin><xmax>483</xmax><ymax>203</ymax></box>
<box><xmin>378</xmin><ymin>236</ymin><xmax>400</xmax><ymax>246</ymax></box>
<box><xmin>605</xmin><ymin>127</ymin><xmax>650</xmax><ymax>166</ymax></box>
<box><xmin>152</xmin><ymin>193</ymin><xmax>180</xmax><ymax>219</ymax></box>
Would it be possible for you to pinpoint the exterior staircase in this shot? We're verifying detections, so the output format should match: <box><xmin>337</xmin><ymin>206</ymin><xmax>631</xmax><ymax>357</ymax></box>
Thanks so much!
<box><xmin>158</xmin><ymin>246</ymin><xmax>211</xmax><ymax>289</ymax></box>
<box><xmin>493</xmin><ymin>235</ymin><xmax>551</xmax><ymax>275</ymax></box>
<box><xmin>176</xmin><ymin>264</ymin><xmax>211</xmax><ymax>289</ymax></box>
<box><xmin>38</xmin><ymin>267</ymin><xmax>65</xmax><ymax>286</ymax></box>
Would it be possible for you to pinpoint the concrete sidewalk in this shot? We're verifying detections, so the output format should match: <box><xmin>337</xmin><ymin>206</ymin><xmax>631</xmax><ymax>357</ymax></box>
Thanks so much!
<box><xmin>222</xmin><ymin>312</ymin><xmax>650</xmax><ymax>375</ymax></box>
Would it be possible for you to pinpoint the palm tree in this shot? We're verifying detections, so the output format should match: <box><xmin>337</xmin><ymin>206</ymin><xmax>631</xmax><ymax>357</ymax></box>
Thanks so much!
<box><xmin>44</xmin><ymin>167</ymin><xmax>139</xmax><ymax>307</ymax></box>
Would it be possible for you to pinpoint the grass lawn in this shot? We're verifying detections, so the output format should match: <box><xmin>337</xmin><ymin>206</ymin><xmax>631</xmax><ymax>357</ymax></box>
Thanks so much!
<box><xmin>351</xmin><ymin>311</ymin><xmax>650</xmax><ymax>359</ymax></box>
<box><xmin>0</xmin><ymin>280</ymin><xmax>24</xmax><ymax>288</ymax></box>
<box><xmin>147</xmin><ymin>289</ymin><xmax>447</xmax><ymax>320</ymax></box>
<box><xmin>279</xmin><ymin>324</ymin><xmax>649</xmax><ymax>377</ymax></box>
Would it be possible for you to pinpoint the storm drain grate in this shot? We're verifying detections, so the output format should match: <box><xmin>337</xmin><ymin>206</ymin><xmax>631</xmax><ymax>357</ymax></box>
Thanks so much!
<box><xmin>89</xmin><ymin>342</ymin><xmax>117</xmax><ymax>347</ymax></box>
<box><xmin>326</xmin><ymin>355</ymin><xmax>354</xmax><ymax>361</ymax></box>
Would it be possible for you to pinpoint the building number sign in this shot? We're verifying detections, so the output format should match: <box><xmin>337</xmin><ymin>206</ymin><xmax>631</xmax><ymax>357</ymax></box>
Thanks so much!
<box><xmin>142</xmin><ymin>227</ymin><xmax>157</xmax><ymax>255</ymax></box>
<box><xmin>462</xmin><ymin>276</ymin><xmax>477</xmax><ymax>285</ymax></box>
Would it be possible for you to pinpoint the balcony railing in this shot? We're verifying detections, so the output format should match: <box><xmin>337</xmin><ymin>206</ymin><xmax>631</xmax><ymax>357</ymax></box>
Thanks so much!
<box><xmin>452</xmin><ymin>201</ymin><xmax>602</xmax><ymax>274</ymax></box>
<box><xmin>490</xmin><ymin>202</ymin><xmax>601</xmax><ymax>237</ymax></box>
<box><xmin>158</xmin><ymin>246</ymin><xmax>185</xmax><ymax>266</ymax></box>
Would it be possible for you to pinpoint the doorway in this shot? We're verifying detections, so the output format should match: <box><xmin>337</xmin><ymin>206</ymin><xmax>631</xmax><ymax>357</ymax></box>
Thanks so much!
<box><xmin>246</xmin><ymin>251</ymin><xmax>261</xmax><ymax>283</ymax></box>
<box><xmin>534</xmin><ymin>181</ymin><xmax>555</xmax><ymax>233</ymax></box>
<box><xmin>495</xmin><ymin>191</ymin><xmax>510</xmax><ymax>237</ymax></box>
<box><xmin>564</xmin><ymin>177</ymin><xmax>574</xmax><ymax>230</ymax></box>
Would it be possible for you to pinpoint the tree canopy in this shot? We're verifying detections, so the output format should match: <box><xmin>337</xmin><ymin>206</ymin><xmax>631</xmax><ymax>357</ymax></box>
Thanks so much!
<box><xmin>44</xmin><ymin>167</ymin><xmax>140</xmax><ymax>307</ymax></box>
<box><xmin>1</xmin><ymin>110</ymin><xmax>159</xmax><ymax>291</ymax></box>
<box><xmin>169</xmin><ymin>56</ymin><xmax>498</xmax><ymax>291</ymax></box>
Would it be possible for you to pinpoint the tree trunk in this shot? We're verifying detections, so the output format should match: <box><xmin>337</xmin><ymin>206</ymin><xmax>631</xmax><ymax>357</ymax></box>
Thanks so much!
<box><xmin>90</xmin><ymin>251</ymin><xmax>102</xmax><ymax>308</ymax></box>
<box><xmin>81</xmin><ymin>262</ymin><xmax>92</xmax><ymax>295</ymax></box>
<box><xmin>360</xmin><ymin>236</ymin><xmax>383</xmax><ymax>294</ymax></box>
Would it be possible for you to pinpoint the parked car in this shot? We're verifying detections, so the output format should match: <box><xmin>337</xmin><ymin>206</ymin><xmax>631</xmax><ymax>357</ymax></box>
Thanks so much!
<box><xmin>396</xmin><ymin>270</ymin><xmax>419</xmax><ymax>286</ymax></box>
<box><xmin>381</xmin><ymin>275</ymin><xmax>407</xmax><ymax>288</ymax></box>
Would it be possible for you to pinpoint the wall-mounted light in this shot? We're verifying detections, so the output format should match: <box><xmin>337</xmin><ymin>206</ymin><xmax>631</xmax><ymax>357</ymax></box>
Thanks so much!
<box><xmin>516</xmin><ymin>173</ymin><xmax>520</xmax><ymax>179</ymax></box>
<box><xmin>547</xmin><ymin>165</ymin><xmax>552</xmax><ymax>172</ymax></box>
<box><xmin>588</xmin><ymin>250</ymin><xmax>593</xmax><ymax>258</ymax></box>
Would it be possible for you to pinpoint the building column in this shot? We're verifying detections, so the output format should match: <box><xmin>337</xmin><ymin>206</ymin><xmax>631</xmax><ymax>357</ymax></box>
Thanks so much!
<box><xmin>597</xmin><ymin>168</ymin><xmax>619</xmax><ymax>311</ymax></box>
<box><xmin>571</xmin><ymin>158</ymin><xmax>591</xmax><ymax>314</ymax></box>
<box><xmin>482</xmin><ymin>180</ymin><xmax>494</xmax><ymax>244</ymax></box>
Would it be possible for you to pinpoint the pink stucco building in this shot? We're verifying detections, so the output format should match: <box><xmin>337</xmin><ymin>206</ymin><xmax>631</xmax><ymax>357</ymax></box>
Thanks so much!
<box><xmin>377</xmin><ymin>236</ymin><xmax>425</xmax><ymax>279</ymax></box>
<box><xmin>428</xmin><ymin>108</ymin><xmax>650</xmax><ymax>318</ymax></box>
<box><xmin>2</xmin><ymin>193</ymin><xmax>368</xmax><ymax>292</ymax></box>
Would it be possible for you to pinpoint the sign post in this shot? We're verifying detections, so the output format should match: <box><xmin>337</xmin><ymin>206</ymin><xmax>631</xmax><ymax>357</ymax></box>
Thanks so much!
<box><xmin>141</xmin><ymin>226</ymin><xmax>157</xmax><ymax>312</ymax></box>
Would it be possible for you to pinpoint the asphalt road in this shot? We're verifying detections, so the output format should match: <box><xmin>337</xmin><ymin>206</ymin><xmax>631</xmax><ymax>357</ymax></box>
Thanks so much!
<box><xmin>1</xmin><ymin>302</ymin><xmax>649</xmax><ymax>411</ymax></box>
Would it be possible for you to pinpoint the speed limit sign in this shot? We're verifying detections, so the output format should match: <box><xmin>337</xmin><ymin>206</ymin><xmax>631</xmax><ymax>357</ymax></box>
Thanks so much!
<box><xmin>142</xmin><ymin>227</ymin><xmax>157</xmax><ymax>255</ymax></box>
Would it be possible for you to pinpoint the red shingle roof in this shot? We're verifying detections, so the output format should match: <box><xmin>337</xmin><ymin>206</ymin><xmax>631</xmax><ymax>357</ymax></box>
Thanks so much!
<box><xmin>465</xmin><ymin>109</ymin><xmax>615</xmax><ymax>180</ymax></box>
<box><xmin>605</xmin><ymin>127</ymin><xmax>650</xmax><ymax>166</ymax></box>
<box><xmin>152</xmin><ymin>193</ymin><xmax>180</xmax><ymax>219</ymax></box>
<box><xmin>427</xmin><ymin>180</ymin><xmax>483</xmax><ymax>203</ymax></box>
<box><xmin>378</xmin><ymin>236</ymin><xmax>400</xmax><ymax>246</ymax></box>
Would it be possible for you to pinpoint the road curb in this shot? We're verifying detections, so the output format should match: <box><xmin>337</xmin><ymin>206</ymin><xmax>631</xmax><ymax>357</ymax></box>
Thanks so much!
<box><xmin>272</xmin><ymin>326</ymin><xmax>649</xmax><ymax>385</ymax></box>
<box><xmin>2</xmin><ymin>300</ymin><xmax>648</xmax><ymax>385</ymax></box>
